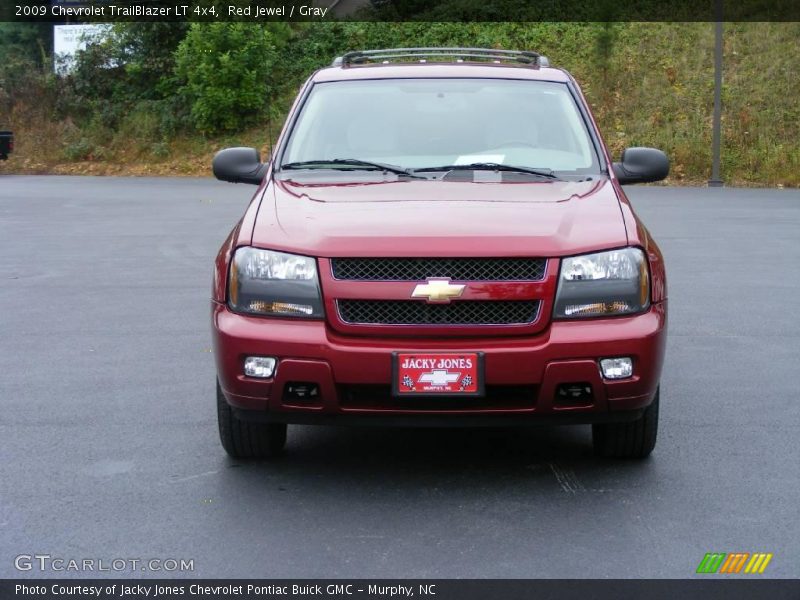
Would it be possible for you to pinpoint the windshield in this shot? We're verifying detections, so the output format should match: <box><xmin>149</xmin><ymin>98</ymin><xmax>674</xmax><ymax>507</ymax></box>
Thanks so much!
<box><xmin>280</xmin><ymin>78</ymin><xmax>600</xmax><ymax>175</ymax></box>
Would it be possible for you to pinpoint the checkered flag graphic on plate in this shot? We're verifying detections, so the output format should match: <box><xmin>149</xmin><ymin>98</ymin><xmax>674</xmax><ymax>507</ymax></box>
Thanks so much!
<box><xmin>460</xmin><ymin>375</ymin><xmax>473</xmax><ymax>390</ymax></box>
<box><xmin>402</xmin><ymin>374</ymin><xmax>415</xmax><ymax>390</ymax></box>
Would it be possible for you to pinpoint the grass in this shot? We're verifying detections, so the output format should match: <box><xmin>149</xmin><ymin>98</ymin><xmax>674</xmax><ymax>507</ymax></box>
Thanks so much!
<box><xmin>1</xmin><ymin>22</ymin><xmax>798</xmax><ymax>186</ymax></box>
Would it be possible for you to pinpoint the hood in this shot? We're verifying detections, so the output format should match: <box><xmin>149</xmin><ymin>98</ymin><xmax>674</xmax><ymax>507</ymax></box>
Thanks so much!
<box><xmin>250</xmin><ymin>177</ymin><xmax>628</xmax><ymax>257</ymax></box>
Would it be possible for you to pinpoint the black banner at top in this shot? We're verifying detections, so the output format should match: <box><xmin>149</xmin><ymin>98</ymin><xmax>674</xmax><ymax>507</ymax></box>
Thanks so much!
<box><xmin>3</xmin><ymin>0</ymin><xmax>800</xmax><ymax>22</ymax></box>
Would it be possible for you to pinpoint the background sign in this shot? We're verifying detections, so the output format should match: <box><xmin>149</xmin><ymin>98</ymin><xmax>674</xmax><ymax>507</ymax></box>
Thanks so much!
<box><xmin>53</xmin><ymin>23</ymin><xmax>111</xmax><ymax>73</ymax></box>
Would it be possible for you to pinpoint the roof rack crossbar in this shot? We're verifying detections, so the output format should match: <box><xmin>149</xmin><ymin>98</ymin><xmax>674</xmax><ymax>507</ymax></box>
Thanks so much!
<box><xmin>333</xmin><ymin>47</ymin><xmax>550</xmax><ymax>69</ymax></box>
<box><xmin>348</xmin><ymin>52</ymin><xmax>539</xmax><ymax>65</ymax></box>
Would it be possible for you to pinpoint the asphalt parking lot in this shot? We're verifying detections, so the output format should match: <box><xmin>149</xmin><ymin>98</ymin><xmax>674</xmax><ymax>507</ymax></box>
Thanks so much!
<box><xmin>0</xmin><ymin>176</ymin><xmax>798</xmax><ymax>579</ymax></box>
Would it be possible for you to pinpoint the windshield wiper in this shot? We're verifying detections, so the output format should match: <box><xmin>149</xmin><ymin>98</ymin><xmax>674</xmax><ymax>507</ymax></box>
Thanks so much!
<box><xmin>412</xmin><ymin>163</ymin><xmax>561</xmax><ymax>179</ymax></box>
<box><xmin>281</xmin><ymin>159</ymin><xmax>423</xmax><ymax>178</ymax></box>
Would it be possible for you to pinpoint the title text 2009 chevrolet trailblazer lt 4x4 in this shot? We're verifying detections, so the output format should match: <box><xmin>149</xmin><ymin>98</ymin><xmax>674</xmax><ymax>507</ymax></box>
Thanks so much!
<box><xmin>211</xmin><ymin>48</ymin><xmax>669</xmax><ymax>460</ymax></box>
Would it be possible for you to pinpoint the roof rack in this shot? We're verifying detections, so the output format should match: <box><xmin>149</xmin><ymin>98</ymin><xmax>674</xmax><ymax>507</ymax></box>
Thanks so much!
<box><xmin>332</xmin><ymin>48</ymin><xmax>550</xmax><ymax>69</ymax></box>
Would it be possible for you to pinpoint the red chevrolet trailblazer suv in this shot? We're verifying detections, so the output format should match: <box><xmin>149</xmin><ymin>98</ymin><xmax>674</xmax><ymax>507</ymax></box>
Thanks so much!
<box><xmin>211</xmin><ymin>48</ymin><xmax>669</xmax><ymax>460</ymax></box>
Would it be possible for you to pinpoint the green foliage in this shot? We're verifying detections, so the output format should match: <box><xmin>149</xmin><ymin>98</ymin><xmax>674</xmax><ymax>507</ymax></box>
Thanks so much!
<box><xmin>150</xmin><ymin>141</ymin><xmax>171</xmax><ymax>159</ymax></box>
<box><xmin>1</xmin><ymin>21</ymin><xmax>798</xmax><ymax>185</ymax></box>
<box><xmin>113</xmin><ymin>101</ymin><xmax>166</xmax><ymax>152</ymax></box>
<box><xmin>59</xmin><ymin>24</ymin><xmax>189</xmax><ymax>127</ymax></box>
<box><xmin>62</xmin><ymin>138</ymin><xmax>96</xmax><ymax>161</ymax></box>
<box><xmin>174</xmin><ymin>23</ymin><xmax>281</xmax><ymax>134</ymax></box>
<box><xmin>0</xmin><ymin>53</ymin><xmax>39</xmax><ymax>112</ymax></box>
<box><xmin>0</xmin><ymin>24</ymin><xmax>57</xmax><ymax>112</ymax></box>
<box><xmin>0</xmin><ymin>48</ymin><xmax>59</xmax><ymax>120</ymax></box>
<box><xmin>0</xmin><ymin>23</ymin><xmax>52</xmax><ymax>66</ymax></box>
<box><xmin>111</xmin><ymin>23</ymin><xmax>190</xmax><ymax>101</ymax></box>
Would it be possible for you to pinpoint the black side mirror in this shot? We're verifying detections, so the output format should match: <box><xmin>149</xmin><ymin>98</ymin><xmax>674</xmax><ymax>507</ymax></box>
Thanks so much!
<box><xmin>212</xmin><ymin>147</ymin><xmax>268</xmax><ymax>185</ymax></box>
<box><xmin>612</xmin><ymin>147</ymin><xmax>669</xmax><ymax>185</ymax></box>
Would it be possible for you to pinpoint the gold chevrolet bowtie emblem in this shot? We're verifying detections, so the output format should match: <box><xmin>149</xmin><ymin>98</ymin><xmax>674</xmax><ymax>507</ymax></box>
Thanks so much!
<box><xmin>411</xmin><ymin>278</ymin><xmax>465</xmax><ymax>303</ymax></box>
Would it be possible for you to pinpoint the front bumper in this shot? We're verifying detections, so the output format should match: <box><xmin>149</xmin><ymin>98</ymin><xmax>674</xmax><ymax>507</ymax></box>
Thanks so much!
<box><xmin>212</xmin><ymin>301</ymin><xmax>666</xmax><ymax>426</ymax></box>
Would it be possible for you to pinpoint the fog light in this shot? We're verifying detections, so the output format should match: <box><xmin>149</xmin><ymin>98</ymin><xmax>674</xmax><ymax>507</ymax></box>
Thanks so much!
<box><xmin>244</xmin><ymin>356</ymin><xmax>277</xmax><ymax>378</ymax></box>
<box><xmin>600</xmin><ymin>357</ymin><xmax>633</xmax><ymax>380</ymax></box>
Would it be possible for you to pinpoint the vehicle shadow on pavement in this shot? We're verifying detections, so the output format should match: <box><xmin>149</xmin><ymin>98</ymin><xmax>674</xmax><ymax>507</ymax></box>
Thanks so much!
<box><xmin>221</xmin><ymin>425</ymin><xmax>655</xmax><ymax>494</ymax></box>
<box><xmin>293</xmin><ymin>424</ymin><xmax>593</xmax><ymax>463</ymax></box>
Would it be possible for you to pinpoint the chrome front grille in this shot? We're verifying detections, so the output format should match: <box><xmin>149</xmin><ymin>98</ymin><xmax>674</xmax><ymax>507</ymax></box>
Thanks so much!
<box><xmin>337</xmin><ymin>299</ymin><xmax>540</xmax><ymax>326</ymax></box>
<box><xmin>331</xmin><ymin>257</ymin><xmax>546</xmax><ymax>281</ymax></box>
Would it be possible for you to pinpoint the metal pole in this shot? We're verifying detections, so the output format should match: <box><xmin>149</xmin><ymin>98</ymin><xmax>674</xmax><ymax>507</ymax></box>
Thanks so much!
<box><xmin>708</xmin><ymin>19</ymin><xmax>724</xmax><ymax>187</ymax></box>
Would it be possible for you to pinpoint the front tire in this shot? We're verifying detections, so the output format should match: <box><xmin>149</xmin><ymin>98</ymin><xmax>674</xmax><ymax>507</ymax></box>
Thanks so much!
<box><xmin>592</xmin><ymin>387</ymin><xmax>659</xmax><ymax>459</ymax></box>
<box><xmin>217</xmin><ymin>379</ymin><xmax>287</xmax><ymax>458</ymax></box>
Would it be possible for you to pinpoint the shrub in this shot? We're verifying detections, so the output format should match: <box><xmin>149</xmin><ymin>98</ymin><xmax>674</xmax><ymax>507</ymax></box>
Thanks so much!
<box><xmin>150</xmin><ymin>141</ymin><xmax>170</xmax><ymax>159</ymax></box>
<box><xmin>174</xmin><ymin>23</ymin><xmax>278</xmax><ymax>134</ymax></box>
<box><xmin>62</xmin><ymin>138</ymin><xmax>94</xmax><ymax>161</ymax></box>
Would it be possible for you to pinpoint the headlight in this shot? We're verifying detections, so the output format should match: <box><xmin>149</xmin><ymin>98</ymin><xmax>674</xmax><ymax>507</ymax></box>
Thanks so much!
<box><xmin>228</xmin><ymin>247</ymin><xmax>324</xmax><ymax>318</ymax></box>
<box><xmin>554</xmin><ymin>247</ymin><xmax>649</xmax><ymax>319</ymax></box>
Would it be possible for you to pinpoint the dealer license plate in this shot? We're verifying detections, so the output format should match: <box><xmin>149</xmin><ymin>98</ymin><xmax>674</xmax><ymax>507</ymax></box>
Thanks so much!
<box><xmin>393</xmin><ymin>352</ymin><xmax>484</xmax><ymax>397</ymax></box>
